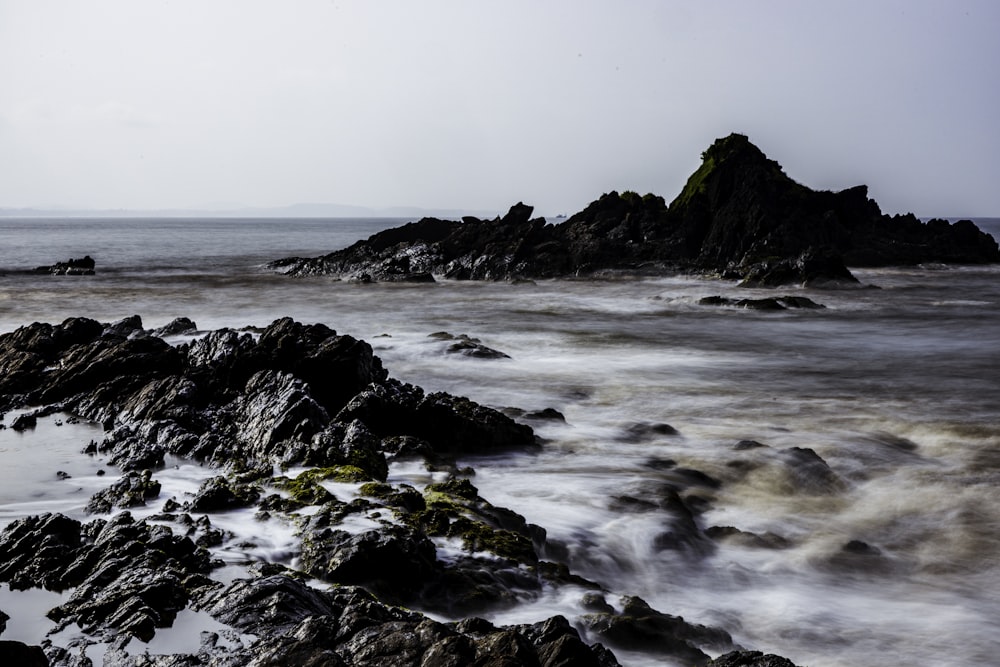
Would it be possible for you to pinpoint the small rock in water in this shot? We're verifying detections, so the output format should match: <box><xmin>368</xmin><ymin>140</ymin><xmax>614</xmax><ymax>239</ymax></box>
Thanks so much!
<box><xmin>620</xmin><ymin>421</ymin><xmax>679</xmax><ymax>442</ymax></box>
<box><xmin>523</xmin><ymin>407</ymin><xmax>566</xmax><ymax>422</ymax></box>
<box><xmin>698</xmin><ymin>295</ymin><xmax>825</xmax><ymax>310</ymax></box>
<box><xmin>430</xmin><ymin>331</ymin><xmax>511</xmax><ymax>359</ymax></box>
<box><xmin>707</xmin><ymin>649</ymin><xmax>802</xmax><ymax>667</ymax></box>
<box><xmin>11</xmin><ymin>413</ymin><xmax>37</xmax><ymax>431</ymax></box>
<box><xmin>151</xmin><ymin>317</ymin><xmax>198</xmax><ymax>338</ymax></box>
<box><xmin>56</xmin><ymin>470</ymin><xmax>72</xmax><ymax>480</ymax></box>
<box><xmin>733</xmin><ymin>439</ymin><xmax>768</xmax><ymax>450</ymax></box>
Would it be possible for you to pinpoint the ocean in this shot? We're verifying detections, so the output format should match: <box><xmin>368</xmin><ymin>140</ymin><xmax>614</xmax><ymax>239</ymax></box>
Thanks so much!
<box><xmin>1</xmin><ymin>216</ymin><xmax>999</xmax><ymax>667</ymax></box>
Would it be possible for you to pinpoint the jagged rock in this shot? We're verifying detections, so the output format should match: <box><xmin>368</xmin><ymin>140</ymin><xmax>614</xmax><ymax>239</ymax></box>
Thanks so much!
<box><xmin>33</xmin><ymin>255</ymin><xmax>95</xmax><ymax>276</ymax></box>
<box><xmin>10</xmin><ymin>411</ymin><xmax>37</xmax><ymax>431</ymax></box>
<box><xmin>151</xmin><ymin>317</ymin><xmax>198</xmax><ymax>338</ymax></box>
<box><xmin>86</xmin><ymin>469</ymin><xmax>161</xmax><ymax>514</ymax></box>
<box><xmin>737</xmin><ymin>248</ymin><xmax>858</xmax><ymax>288</ymax></box>
<box><xmin>185</xmin><ymin>475</ymin><xmax>262</xmax><ymax>513</ymax></box>
<box><xmin>299</xmin><ymin>523</ymin><xmax>437</xmax><ymax>601</ymax></box>
<box><xmin>580</xmin><ymin>595</ymin><xmax>734</xmax><ymax>665</ymax></box>
<box><xmin>194</xmin><ymin>572</ymin><xmax>620</xmax><ymax>666</ymax></box>
<box><xmin>102</xmin><ymin>315</ymin><xmax>146</xmax><ymax>339</ymax></box>
<box><xmin>778</xmin><ymin>447</ymin><xmax>846</xmax><ymax>495</ymax></box>
<box><xmin>271</xmin><ymin>135</ymin><xmax>998</xmax><ymax>284</ymax></box>
<box><xmin>336</xmin><ymin>379</ymin><xmax>536</xmax><ymax>456</ymax></box>
<box><xmin>0</xmin><ymin>316</ymin><xmax>800</xmax><ymax>666</ymax></box>
<box><xmin>707</xmin><ymin>650</ymin><xmax>802</xmax><ymax>667</ymax></box>
<box><xmin>429</xmin><ymin>332</ymin><xmax>512</xmax><ymax>359</ymax></box>
<box><xmin>0</xmin><ymin>512</ymin><xmax>215</xmax><ymax>643</ymax></box>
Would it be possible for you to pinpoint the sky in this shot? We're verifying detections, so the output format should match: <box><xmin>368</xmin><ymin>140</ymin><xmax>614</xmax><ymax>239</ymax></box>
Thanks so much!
<box><xmin>1</xmin><ymin>0</ymin><xmax>998</xmax><ymax>217</ymax></box>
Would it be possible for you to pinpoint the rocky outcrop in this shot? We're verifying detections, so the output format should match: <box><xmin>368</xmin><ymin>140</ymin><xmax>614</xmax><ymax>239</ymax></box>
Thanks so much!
<box><xmin>32</xmin><ymin>256</ymin><xmax>96</xmax><ymax>276</ymax></box>
<box><xmin>272</xmin><ymin>134</ymin><xmax>999</xmax><ymax>286</ymax></box>
<box><xmin>0</xmin><ymin>315</ymin><xmax>804</xmax><ymax>666</ymax></box>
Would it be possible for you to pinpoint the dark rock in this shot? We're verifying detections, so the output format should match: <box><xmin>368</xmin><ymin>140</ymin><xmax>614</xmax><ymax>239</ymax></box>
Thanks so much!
<box><xmin>522</xmin><ymin>407</ymin><xmax>566</xmax><ymax>422</ymax></box>
<box><xmin>430</xmin><ymin>332</ymin><xmax>511</xmax><ymax>359</ymax></box>
<box><xmin>705</xmin><ymin>526</ymin><xmax>791</xmax><ymax>549</ymax></box>
<box><xmin>0</xmin><ymin>609</ymin><xmax>7</xmax><ymax>633</ymax></box>
<box><xmin>151</xmin><ymin>317</ymin><xmax>198</xmax><ymax>337</ymax></box>
<box><xmin>737</xmin><ymin>248</ymin><xmax>859</xmax><ymax>288</ymax></box>
<box><xmin>0</xmin><ymin>641</ymin><xmax>49</xmax><ymax>667</ymax></box>
<box><xmin>270</xmin><ymin>135</ymin><xmax>998</xmax><ymax>283</ymax></box>
<box><xmin>707</xmin><ymin>650</ymin><xmax>802</xmax><ymax>667</ymax></box>
<box><xmin>0</xmin><ymin>511</ymin><xmax>215</xmax><ymax>642</ymax></box>
<box><xmin>699</xmin><ymin>295</ymin><xmax>826</xmax><ymax>310</ymax></box>
<box><xmin>195</xmin><ymin>572</ymin><xmax>620</xmax><ymax>667</ymax></box>
<box><xmin>85</xmin><ymin>469</ymin><xmax>161</xmax><ymax>514</ymax></box>
<box><xmin>11</xmin><ymin>412</ymin><xmax>37</xmax><ymax>431</ymax></box>
<box><xmin>299</xmin><ymin>523</ymin><xmax>437</xmax><ymax>601</ymax></box>
<box><xmin>337</xmin><ymin>379</ymin><xmax>536</xmax><ymax>456</ymax></box>
<box><xmin>580</xmin><ymin>595</ymin><xmax>733</xmax><ymax>665</ymax></box>
<box><xmin>185</xmin><ymin>475</ymin><xmax>262</xmax><ymax>512</ymax></box>
<box><xmin>448</xmin><ymin>336</ymin><xmax>510</xmax><ymax>359</ymax></box>
<box><xmin>734</xmin><ymin>440</ymin><xmax>767</xmax><ymax>450</ymax></box>
<box><xmin>620</xmin><ymin>421</ymin><xmax>679</xmax><ymax>441</ymax></box>
<box><xmin>778</xmin><ymin>447</ymin><xmax>846</xmax><ymax>495</ymax></box>
<box><xmin>33</xmin><ymin>255</ymin><xmax>96</xmax><ymax>276</ymax></box>
<box><xmin>103</xmin><ymin>315</ymin><xmax>146</xmax><ymax>339</ymax></box>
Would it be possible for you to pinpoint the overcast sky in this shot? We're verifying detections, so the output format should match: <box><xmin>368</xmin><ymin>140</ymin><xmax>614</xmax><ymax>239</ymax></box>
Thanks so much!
<box><xmin>2</xmin><ymin>0</ymin><xmax>998</xmax><ymax>217</ymax></box>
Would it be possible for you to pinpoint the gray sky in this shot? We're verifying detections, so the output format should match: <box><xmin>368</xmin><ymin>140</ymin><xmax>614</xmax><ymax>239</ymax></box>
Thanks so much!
<box><xmin>2</xmin><ymin>0</ymin><xmax>998</xmax><ymax>217</ymax></box>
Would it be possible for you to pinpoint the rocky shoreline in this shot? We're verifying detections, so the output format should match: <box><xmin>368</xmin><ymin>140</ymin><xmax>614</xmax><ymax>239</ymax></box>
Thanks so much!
<box><xmin>270</xmin><ymin>134</ymin><xmax>999</xmax><ymax>286</ymax></box>
<box><xmin>0</xmin><ymin>315</ymin><xmax>802</xmax><ymax>666</ymax></box>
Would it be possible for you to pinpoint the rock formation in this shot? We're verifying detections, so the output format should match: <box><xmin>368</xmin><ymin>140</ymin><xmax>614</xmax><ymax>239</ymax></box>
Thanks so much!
<box><xmin>272</xmin><ymin>134</ymin><xmax>999</xmax><ymax>286</ymax></box>
<box><xmin>0</xmin><ymin>315</ymin><xmax>806</xmax><ymax>666</ymax></box>
<box><xmin>32</xmin><ymin>255</ymin><xmax>96</xmax><ymax>276</ymax></box>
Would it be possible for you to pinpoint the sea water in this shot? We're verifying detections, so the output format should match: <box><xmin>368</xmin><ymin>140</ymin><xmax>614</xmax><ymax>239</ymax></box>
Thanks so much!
<box><xmin>0</xmin><ymin>216</ymin><xmax>998</xmax><ymax>667</ymax></box>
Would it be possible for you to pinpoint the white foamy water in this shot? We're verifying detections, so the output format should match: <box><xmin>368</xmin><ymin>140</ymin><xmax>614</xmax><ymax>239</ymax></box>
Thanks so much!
<box><xmin>1</xmin><ymin>217</ymin><xmax>998</xmax><ymax>666</ymax></box>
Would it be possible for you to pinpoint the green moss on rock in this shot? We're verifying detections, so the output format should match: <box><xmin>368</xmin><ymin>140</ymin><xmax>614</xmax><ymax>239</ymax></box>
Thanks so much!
<box><xmin>273</xmin><ymin>465</ymin><xmax>371</xmax><ymax>505</ymax></box>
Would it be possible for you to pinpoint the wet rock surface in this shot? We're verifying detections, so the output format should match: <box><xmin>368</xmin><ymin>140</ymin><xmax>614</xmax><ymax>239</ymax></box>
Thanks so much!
<box><xmin>0</xmin><ymin>316</ymin><xmax>804</xmax><ymax>666</ymax></box>
<box><xmin>271</xmin><ymin>134</ymin><xmax>998</xmax><ymax>285</ymax></box>
<box><xmin>33</xmin><ymin>255</ymin><xmax>96</xmax><ymax>276</ymax></box>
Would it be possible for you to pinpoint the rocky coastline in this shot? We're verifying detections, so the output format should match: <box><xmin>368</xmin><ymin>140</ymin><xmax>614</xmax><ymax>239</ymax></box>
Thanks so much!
<box><xmin>0</xmin><ymin>315</ymin><xmax>803</xmax><ymax>666</ymax></box>
<box><xmin>271</xmin><ymin>134</ymin><xmax>999</xmax><ymax>286</ymax></box>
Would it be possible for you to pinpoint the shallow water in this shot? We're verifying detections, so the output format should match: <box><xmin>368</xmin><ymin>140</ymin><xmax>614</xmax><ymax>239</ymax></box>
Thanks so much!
<box><xmin>1</xmin><ymin>217</ymin><xmax>998</xmax><ymax>666</ymax></box>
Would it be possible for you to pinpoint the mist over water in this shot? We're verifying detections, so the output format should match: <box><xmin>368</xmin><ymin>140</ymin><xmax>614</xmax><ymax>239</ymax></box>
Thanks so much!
<box><xmin>1</xmin><ymin>217</ymin><xmax>998</xmax><ymax>667</ymax></box>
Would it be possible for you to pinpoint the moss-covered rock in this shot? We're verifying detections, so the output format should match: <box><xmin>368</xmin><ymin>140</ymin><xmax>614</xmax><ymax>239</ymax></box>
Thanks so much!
<box><xmin>272</xmin><ymin>466</ymin><xmax>369</xmax><ymax>505</ymax></box>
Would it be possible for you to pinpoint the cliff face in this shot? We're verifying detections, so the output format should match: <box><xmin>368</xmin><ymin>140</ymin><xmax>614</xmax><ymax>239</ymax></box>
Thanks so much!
<box><xmin>272</xmin><ymin>134</ymin><xmax>999</xmax><ymax>285</ymax></box>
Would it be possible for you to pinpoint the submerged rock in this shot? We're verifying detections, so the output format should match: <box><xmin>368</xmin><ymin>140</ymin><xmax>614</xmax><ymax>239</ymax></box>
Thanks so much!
<box><xmin>193</xmin><ymin>572</ymin><xmax>622</xmax><ymax>666</ymax></box>
<box><xmin>429</xmin><ymin>331</ymin><xmax>512</xmax><ymax>359</ymax></box>
<box><xmin>707</xmin><ymin>650</ymin><xmax>802</xmax><ymax>667</ymax></box>
<box><xmin>698</xmin><ymin>295</ymin><xmax>826</xmax><ymax>310</ymax></box>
